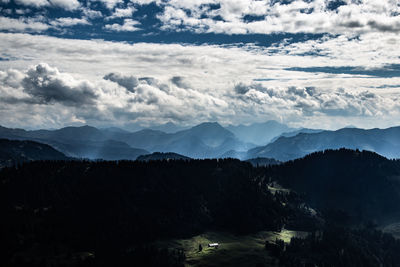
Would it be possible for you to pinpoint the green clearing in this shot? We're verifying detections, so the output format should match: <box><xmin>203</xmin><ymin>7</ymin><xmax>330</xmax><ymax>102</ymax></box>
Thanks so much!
<box><xmin>156</xmin><ymin>230</ymin><xmax>308</xmax><ymax>267</ymax></box>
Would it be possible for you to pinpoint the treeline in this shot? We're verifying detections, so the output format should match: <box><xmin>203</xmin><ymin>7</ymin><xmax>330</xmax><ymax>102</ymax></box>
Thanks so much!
<box><xmin>272</xmin><ymin>226</ymin><xmax>400</xmax><ymax>267</ymax></box>
<box><xmin>265</xmin><ymin>148</ymin><xmax>400</xmax><ymax>225</ymax></box>
<box><xmin>3</xmin><ymin>149</ymin><xmax>400</xmax><ymax>266</ymax></box>
<box><xmin>0</xmin><ymin>159</ymin><xmax>309</xmax><ymax>266</ymax></box>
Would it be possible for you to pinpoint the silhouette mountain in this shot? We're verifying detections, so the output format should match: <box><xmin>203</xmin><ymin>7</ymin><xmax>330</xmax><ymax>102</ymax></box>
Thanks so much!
<box><xmin>0</xmin><ymin>122</ymin><xmax>256</xmax><ymax>159</ymax></box>
<box><xmin>0</xmin><ymin>125</ymin><xmax>148</xmax><ymax>160</ymax></box>
<box><xmin>0</xmin><ymin>139</ymin><xmax>68</xmax><ymax>167</ymax></box>
<box><xmin>0</xmin><ymin>158</ymin><xmax>296</xmax><ymax>266</ymax></box>
<box><xmin>270</xmin><ymin>128</ymin><xmax>323</xmax><ymax>142</ymax></box>
<box><xmin>269</xmin><ymin>148</ymin><xmax>400</xmax><ymax>224</ymax></box>
<box><xmin>227</xmin><ymin>120</ymin><xmax>294</xmax><ymax>146</ymax></box>
<box><xmin>248</xmin><ymin>126</ymin><xmax>400</xmax><ymax>161</ymax></box>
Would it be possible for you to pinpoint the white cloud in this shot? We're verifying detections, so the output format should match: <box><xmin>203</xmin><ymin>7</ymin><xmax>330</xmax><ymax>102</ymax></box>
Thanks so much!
<box><xmin>108</xmin><ymin>5</ymin><xmax>136</xmax><ymax>19</ymax></box>
<box><xmin>50</xmin><ymin>17</ymin><xmax>91</xmax><ymax>27</ymax></box>
<box><xmin>129</xmin><ymin>0</ymin><xmax>155</xmax><ymax>5</ymax></box>
<box><xmin>15</xmin><ymin>9</ymin><xmax>32</xmax><ymax>14</ymax></box>
<box><xmin>104</xmin><ymin>19</ymin><xmax>141</xmax><ymax>31</ymax></box>
<box><xmin>0</xmin><ymin>15</ymin><xmax>91</xmax><ymax>32</ymax></box>
<box><xmin>14</xmin><ymin>0</ymin><xmax>48</xmax><ymax>8</ymax></box>
<box><xmin>48</xmin><ymin>0</ymin><xmax>80</xmax><ymax>10</ymax></box>
<box><xmin>0</xmin><ymin>32</ymin><xmax>400</xmax><ymax>129</ymax></box>
<box><xmin>156</xmin><ymin>0</ymin><xmax>400</xmax><ymax>36</ymax></box>
<box><xmin>0</xmin><ymin>16</ymin><xmax>49</xmax><ymax>32</ymax></box>
<box><xmin>14</xmin><ymin>0</ymin><xmax>80</xmax><ymax>10</ymax></box>
<box><xmin>93</xmin><ymin>0</ymin><xmax>124</xmax><ymax>10</ymax></box>
<box><xmin>82</xmin><ymin>8</ymin><xmax>103</xmax><ymax>19</ymax></box>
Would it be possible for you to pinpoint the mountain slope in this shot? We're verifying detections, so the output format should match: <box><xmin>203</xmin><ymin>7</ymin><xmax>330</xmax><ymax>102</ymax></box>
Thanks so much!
<box><xmin>0</xmin><ymin>126</ymin><xmax>148</xmax><ymax>160</ymax></box>
<box><xmin>113</xmin><ymin>122</ymin><xmax>252</xmax><ymax>158</ymax></box>
<box><xmin>0</xmin><ymin>159</ymin><xmax>292</xmax><ymax>266</ymax></box>
<box><xmin>227</xmin><ymin>120</ymin><xmax>294</xmax><ymax>146</ymax></box>
<box><xmin>269</xmin><ymin>148</ymin><xmax>400</xmax><ymax>224</ymax></box>
<box><xmin>148</xmin><ymin>122</ymin><xmax>188</xmax><ymax>133</ymax></box>
<box><xmin>248</xmin><ymin>126</ymin><xmax>400</xmax><ymax>161</ymax></box>
<box><xmin>0</xmin><ymin>139</ymin><xmax>69</xmax><ymax>167</ymax></box>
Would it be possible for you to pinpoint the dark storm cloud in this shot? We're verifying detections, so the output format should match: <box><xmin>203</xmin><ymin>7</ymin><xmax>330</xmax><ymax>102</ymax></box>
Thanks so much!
<box><xmin>170</xmin><ymin>76</ymin><xmax>189</xmax><ymax>89</ymax></box>
<box><xmin>234</xmin><ymin>83</ymin><xmax>251</xmax><ymax>94</ymax></box>
<box><xmin>104</xmin><ymin>72</ymin><xmax>139</xmax><ymax>92</ymax></box>
<box><xmin>22</xmin><ymin>63</ymin><xmax>98</xmax><ymax>106</ymax></box>
<box><xmin>367</xmin><ymin>20</ymin><xmax>400</xmax><ymax>33</ymax></box>
<box><xmin>285</xmin><ymin>65</ymin><xmax>400</xmax><ymax>78</ymax></box>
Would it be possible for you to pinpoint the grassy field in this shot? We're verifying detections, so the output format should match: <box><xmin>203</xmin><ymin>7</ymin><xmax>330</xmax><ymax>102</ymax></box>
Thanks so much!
<box><xmin>156</xmin><ymin>229</ymin><xmax>308</xmax><ymax>267</ymax></box>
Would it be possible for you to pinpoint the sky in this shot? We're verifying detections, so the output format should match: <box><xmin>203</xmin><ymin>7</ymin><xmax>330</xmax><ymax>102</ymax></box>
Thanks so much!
<box><xmin>0</xmin><ymin>0</ymin><xmax>400</xmax><ymax>130</ymax></box>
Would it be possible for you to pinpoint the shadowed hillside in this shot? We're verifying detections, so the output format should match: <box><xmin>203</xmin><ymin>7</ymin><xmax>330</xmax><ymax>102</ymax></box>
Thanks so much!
<box><xmin>0</xmin><ymin>139</ymin><xmax>68</xmax><ymax>167</ymax></box>
<box><xmin>0</xmin><ymin>159</ymin><xmax>302</xmax><ymax>266</ymax></box>
<box><xmin>268</xmin><ymin>148</ymin><xmax>400</xmax><ymax>225</ymax></box>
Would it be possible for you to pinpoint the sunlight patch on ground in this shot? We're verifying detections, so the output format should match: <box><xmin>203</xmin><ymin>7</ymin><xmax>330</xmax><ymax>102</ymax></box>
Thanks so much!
<box><xmin>155</xmin><ymin>230</ymin><xmax>308</xmax><ymax>267</ymax></box>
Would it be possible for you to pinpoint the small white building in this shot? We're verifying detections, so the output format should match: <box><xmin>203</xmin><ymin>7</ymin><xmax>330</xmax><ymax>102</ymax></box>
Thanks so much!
<box><xmin>208</xmin><ymin>243</ymin><xmax>219</xmax><ymax>248</ymax></box>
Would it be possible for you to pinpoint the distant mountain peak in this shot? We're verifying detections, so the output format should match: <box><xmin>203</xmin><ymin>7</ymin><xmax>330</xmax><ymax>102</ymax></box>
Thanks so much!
<box><xmin>193</xmin><ymin>122</ymin><xmax>223</xmax><ymax>128</ymax></box>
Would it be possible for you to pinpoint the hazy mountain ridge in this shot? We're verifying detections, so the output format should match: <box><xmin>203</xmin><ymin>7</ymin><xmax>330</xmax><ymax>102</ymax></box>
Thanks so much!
<box><xmin>227</xmin><ymin>120</ymin><xmax>295</xmax><ymax>146</ymax></box>
<box><xmin>0</xmin><ymin>125</ymin><xmax>148</xmax><ymax>160</ymax></box>
<box><xmin>0</xmin><ymin>122</ymin><xmax>253</xmax><ymax>159</ymax></box>
<box><xmin>248</xmin><ymin>126</ymin><xmax>400</xmax><ymax>161</ymax></box>
<box><xmin>4</xmin><ymin>123</ymin><xmax>400</xmax><ymax>162</ymax></box>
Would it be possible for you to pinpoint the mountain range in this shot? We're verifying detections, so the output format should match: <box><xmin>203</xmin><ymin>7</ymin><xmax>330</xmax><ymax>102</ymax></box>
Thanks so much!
<box><xmin>247</xmin><ymin>126</ymin><xmax>400</xmax><ymax>161</ymax></box>
<box><xmin>0</xmin><ymin>122</ymin><xmax>256</xmax><ymax>160</ymax></box>
<box><xmin>2</xmin><ymin>122</ymin><xmax>400</xmax><ymax>162</ymax></box>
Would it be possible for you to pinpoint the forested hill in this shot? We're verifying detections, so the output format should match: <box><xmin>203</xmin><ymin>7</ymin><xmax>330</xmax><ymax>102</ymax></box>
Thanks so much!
<box><xmin>3</xmin><ymin>150</ymin><xmax>400</xmax><ymax>266</ymax></box>
<box><xmin>136</xmin><ymin>152</ymin><xmax>191</xmax><ymax>161</ymax></box>
<box><xmin>268</xmin><ymin>148</ymin><xmax>400</xmax><ymax>225</ymax></box>
<box><xmin>0</xmin><ymin>139</ymin><xmax>69</xmax><ymax>167</ymax></box>
<box><xmin>0</xmin><ymin>159</ymin><xmax>308</xmax><ymax>266</ymax></box>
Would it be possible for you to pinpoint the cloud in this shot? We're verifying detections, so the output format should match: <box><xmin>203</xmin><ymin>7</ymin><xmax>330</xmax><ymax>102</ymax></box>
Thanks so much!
<box><xmin>104</xmin><ymin>73</ymin><xmax>139</xmax><ymax>92</ymax></box>
<box><xmin>82</xmin><ymin>8</ymin><xmax>103</xmax><ymax>19</ymax></box>
<box><xmin>155</xmin><ymin>0</ymin><xmax>400</xmax><ymax>35</ymax></box>
<box><xmin>233</xmin><ymin>82</ymin><xmax>395</xmax><ymax>118</ymax></box>
<box><xmin>14</xmin><ymin>0</ymin><xmax>80</xmax><ymax>10</ymax></box>
<box><xmin>170</xmin><ymin>76</ymin><xmax>190</xmax><ymax>89</ymax></box>
<box><xmin>0</xmin><ymin>16</ymin><xmax>49</xmax><ymax>32</ymax></box>
<box><xmin>14</xmin><ymin>0</ymin><xmax>48</xmax><ymax>8</ymax></box>
<box><xmin>21</xmin><ymin>63</ymin><xmax>98</xmax><ymax>106</ymax></box>
<box><xmin>108</xmin><ymin>5</ymin><xmax>136</xmax><ymax>19</ymax></box>
<box><xmin>0</xmin><ymin>63</ymin><xmax>231</xmax><ymax>129</ymax></box>
<box><xmin>1</xmin><ymin>33</ymin><xmax>400</xmax><ymax>129</ymax></box>
<box><xmin>0</xmin><ymin>15</ymin><xmax>91</xmax><ymax>33</ymax></box>
<box><xmin>94</xmin><ymin>0</ymin><xmax>124</xmax><ymax>10</ymax></box>
<box><xmin>104</xmin><ymin>18</ymin><xmax>141</xmax><ymax>31</ymax></box>
<box><xmin>50</xmin><ymin>17</ymin><xmax>91</xmax><ymax>27</ymax></box>
<box><xmin>48</xmin><ymin>0</ymin><xmax>80</xmax><ymax>10</ymax></box>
